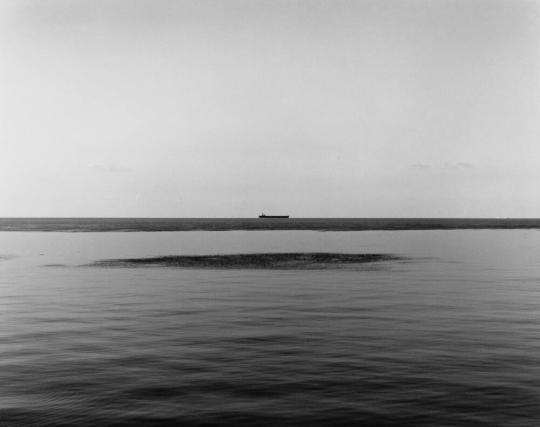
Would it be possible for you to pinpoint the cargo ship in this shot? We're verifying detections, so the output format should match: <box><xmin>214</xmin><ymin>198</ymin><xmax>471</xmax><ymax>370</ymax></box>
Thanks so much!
<box><xmin>259</xmin><ymin>213</ymin><xmax>289</xmax><ymax>218</ymax></box>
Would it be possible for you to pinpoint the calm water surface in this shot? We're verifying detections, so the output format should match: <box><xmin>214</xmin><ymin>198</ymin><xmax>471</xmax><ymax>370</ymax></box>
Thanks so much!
<box><xmin>1</xmin><ymin>229</ymin><xmax>540</xmax><ymax>425</ymax></box>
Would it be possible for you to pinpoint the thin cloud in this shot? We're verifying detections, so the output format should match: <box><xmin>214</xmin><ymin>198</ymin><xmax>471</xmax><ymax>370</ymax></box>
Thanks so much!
<box><xmin>412</xmin><ymin>163</ymin><xmax>432</xmax><ymax>170</ymax></box>
<box><xmin>412</xmin><ymin>162</ymin><xmax>476</xmax><ymax>171</ymax></box>
<box><xmin>445</xmin><ymin>162</ymin><xmax>475</xmax><ymax>170</ymax></box>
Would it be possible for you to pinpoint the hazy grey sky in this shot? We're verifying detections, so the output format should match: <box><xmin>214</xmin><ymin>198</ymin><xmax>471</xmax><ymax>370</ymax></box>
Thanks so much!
<box><xmin>1</xmin><ymin>0</ymin><xmax>539</xmax><ymax>217</ymax></box>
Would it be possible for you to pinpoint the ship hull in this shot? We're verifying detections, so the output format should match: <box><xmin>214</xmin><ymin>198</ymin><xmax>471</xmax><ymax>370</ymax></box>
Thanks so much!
<box><xmin>259</xmin><ymin>215</ymin><xmax>289</xmax><ymax>218</ymax></box>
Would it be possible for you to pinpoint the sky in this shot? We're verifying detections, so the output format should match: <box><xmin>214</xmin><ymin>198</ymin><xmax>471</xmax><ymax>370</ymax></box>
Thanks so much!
<box><xmin>1</xmin><ymin>0</ymin><xmax>539</xmax><ymax>217</ymax></box>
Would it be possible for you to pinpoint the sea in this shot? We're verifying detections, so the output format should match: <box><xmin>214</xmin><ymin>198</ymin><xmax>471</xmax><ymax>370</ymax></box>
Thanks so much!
<box><xmin>1</xmin><ymin>218</ymin><xmax>539</xmax><ymax>426</ymax></box>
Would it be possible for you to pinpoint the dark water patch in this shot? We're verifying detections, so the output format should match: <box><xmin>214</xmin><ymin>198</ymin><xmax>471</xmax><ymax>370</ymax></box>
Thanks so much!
<box><xmin>2</xmin><ymin>217</ymin><xmax>540</xmax><ymax>231</ymax></box>
<box><xmin>88</xmin><ymin>253</ymin><xmax>403</xmax><ymax>270</ymax></box>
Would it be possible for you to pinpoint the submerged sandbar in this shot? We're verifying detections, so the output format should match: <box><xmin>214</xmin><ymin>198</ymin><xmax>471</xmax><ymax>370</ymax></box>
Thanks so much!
<box><xmin>90</xmin><ymin>252</ymin><xmax>402</xmax><ymax>270</ymax></box>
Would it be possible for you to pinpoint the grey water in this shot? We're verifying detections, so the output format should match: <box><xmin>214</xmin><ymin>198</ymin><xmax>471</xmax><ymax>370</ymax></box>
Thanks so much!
<box><xmin>1</xmin><ymin>217</ymin><xmax>540</xmax><ymax>232</ymax></box>
<box><xmin>1</xmin><ymin>222</ymin><xmax>540</xmax><ymax>425</ymax></box>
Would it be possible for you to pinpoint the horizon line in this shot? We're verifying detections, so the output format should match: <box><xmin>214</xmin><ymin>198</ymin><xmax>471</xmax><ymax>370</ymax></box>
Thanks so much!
<box><xmin>1</xmin><ymin>217</ymin><xmax>539</xmax><ymax>220</ymax></box>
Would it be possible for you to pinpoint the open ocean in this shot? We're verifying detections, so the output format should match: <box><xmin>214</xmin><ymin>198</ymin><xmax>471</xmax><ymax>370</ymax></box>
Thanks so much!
<box><xmin>1</xmin><ymin>218</ymin><xmax>540</xmax><ymax>426</ymax></box>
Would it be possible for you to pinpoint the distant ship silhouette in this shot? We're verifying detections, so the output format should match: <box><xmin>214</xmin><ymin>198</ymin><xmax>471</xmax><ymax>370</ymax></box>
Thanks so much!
<box><xmin>258</xmin><ymin>213</ymin><xmax>289</xmax><ymax>218</ymax></box>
